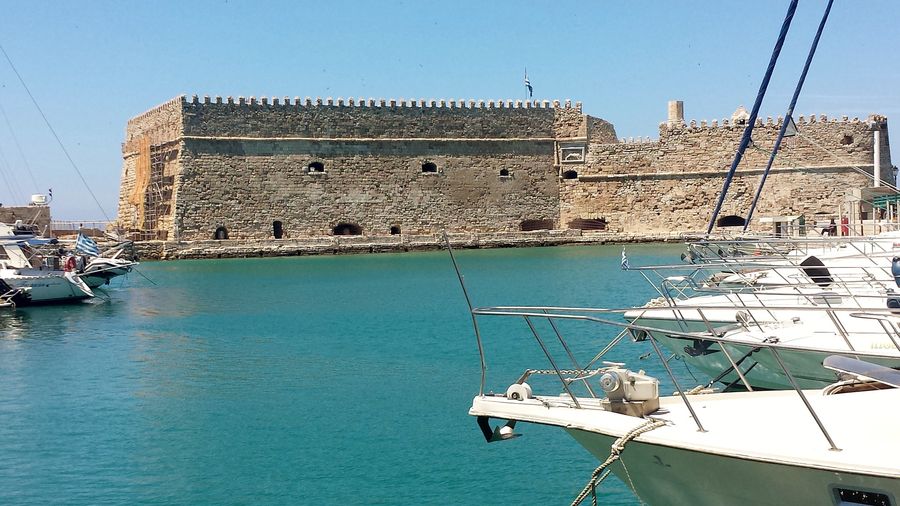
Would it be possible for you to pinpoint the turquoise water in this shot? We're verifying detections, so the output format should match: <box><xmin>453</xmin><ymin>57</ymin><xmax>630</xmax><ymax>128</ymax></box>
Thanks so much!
<box><xmin>0</xmin><ymin>243</ymin><xmax>691</xmax><ymax>505</ymax></box>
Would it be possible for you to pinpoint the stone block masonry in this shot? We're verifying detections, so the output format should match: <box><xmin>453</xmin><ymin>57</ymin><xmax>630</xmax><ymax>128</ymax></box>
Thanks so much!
<box><xmin>569</xmin><ymin>113</ymin><xmax>890</xmax><ymax>233</ymax></box>
<box><xmin>117</xmin><ymin>95</ymin><xmax>890</xmax><ymax>254</ymax></box>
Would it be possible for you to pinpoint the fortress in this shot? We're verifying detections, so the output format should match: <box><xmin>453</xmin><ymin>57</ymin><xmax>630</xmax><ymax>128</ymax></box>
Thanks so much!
<box><xmin>117</xmin><ymin>95</ymin><xmax>892</xmax><ymax>247</ymax></box>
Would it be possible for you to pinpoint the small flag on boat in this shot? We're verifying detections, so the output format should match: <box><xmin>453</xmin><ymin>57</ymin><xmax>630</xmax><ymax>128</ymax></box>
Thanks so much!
<box><xmin>524</xmin><ymin>68</ymin><xmax>533</xmax><ymax>98</ymax></box>
<box><xmin>75</xmin><ymin>232</ymin><xmax>100</xmax><ymax>256</ymax></box>
<box><xmin>621</xmin><ymin>248</ymin><xmax>629</xmax><ymax>270</ymax></box>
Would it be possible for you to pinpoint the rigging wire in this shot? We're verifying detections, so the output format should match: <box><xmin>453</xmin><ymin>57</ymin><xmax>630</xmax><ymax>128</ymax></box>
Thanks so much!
<box><xmin>748</xmin><ymin>139</ymin><xmax>899</xmax><ymax>193</ymax></box>
<box><xmin>0</xmin><ymin>142</ymin><xmax>24</xmax><ymax>204</ymax></box>
<box><xmin>706</xmin><ymin>0</ymin><xmax>799</xmax><ymax>234</ymax></box>
<box><xmin>744</xmin><ymin>0</ymin><xmax>835</xmax><ymax>231</ymax></box>
<box><xmin>0</xmin><ymin>100</ymin><xmax>41</xmax><ymax>192</ymax></box>
<box><xmin>796</xmin><ymin>132</ymin><xmax>899</xmax><ymax>192</ymax></box>
<box><xmin>0</xmin><ymin>43</ymin><xmax>112</xmax><ymax>222</ymax></box>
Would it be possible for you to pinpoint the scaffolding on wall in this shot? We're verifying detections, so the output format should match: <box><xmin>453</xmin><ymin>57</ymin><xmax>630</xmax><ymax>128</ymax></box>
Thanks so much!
<box><xmin>131</xmin><ymin>136</ymin><xmax>177</xmax><ymax>241</ymax></box>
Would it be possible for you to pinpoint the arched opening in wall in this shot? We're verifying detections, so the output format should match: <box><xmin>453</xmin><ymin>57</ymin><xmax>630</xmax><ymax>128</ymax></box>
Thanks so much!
<box><xmin>308</xmin><ymin>161</ymin><xmax>325</xmax><ymax>173</ymax></box>
<box><xmin>568</xmin><ymin>218</ymin><xmax>607</xmax><ymax>231</ymax></box>
<box><xmin>562</xmin><ymin>170</ymin><xmax>578</xmax><ymax>180</ymax></box>
<box><xmin>390</xmin><ymin>226</ymin><xmax>401</xmax><ymax>235</ymax></box>
<box><xmin>273</xmin><ymin>220</ymin><xmax>284</xmax><ymax>239</ymax></box>
<box><xmin>520</xmin><ymin>219</ymin><xmax>554</xmax><ymax>231</ymax></box>
<box><xmin>214</xmin><ymin>226</ymin><xmax>228</xmax><ymax>240</ymax></box>
<box><xmin>422</xmin><ymin>161</ymin><xmax>438</xmax><ymax>173</ymax></box>
<box><xmin>716</xmin><ymin>215</ymin><xmax>746</xmax><ymax>228</ymax></box>
<box><xmin>499</xmin><ymin>168</ymin><xmax>510</xmax><ymax>177</ymax></box>
<box><xmin>333</xmin><ymin>223</ymin><xmax>362</xmax><ymax>236</ymax></box>
<box><xmin>840</xmin><ymin>134</ymin><xmax>854</xmax><ymax>145</ymax></box>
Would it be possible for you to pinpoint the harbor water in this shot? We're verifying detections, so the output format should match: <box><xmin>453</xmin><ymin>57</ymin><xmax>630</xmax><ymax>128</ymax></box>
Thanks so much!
<box><xmin>0</xmin><ymin>243</ymin><xmax>692</xmax><ymax>505</ymax></box>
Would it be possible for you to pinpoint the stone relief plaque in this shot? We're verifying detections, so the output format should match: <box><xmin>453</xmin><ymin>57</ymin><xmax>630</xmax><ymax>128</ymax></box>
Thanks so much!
<box><xmin>560</xmin><ymin>143</ymin><xmax>586</xmax><ymax>164</ymax></box>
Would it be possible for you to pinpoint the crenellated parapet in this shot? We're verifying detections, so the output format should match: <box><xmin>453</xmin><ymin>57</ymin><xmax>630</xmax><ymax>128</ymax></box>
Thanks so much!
<box><xmin>183</xmin><ymin>94</ymin><xmax>583</xmax><ymax>111</ymax></box>
<box><xmin>172</xmin><ymin>94</ymin><xmax>588</xmax><ymax>140</ymax></box>
<box><xmin>580</xmin><ymin>105</ymin><xmax>888</xmax><ymax>180</ymax></box>
<box><xmin>657</xmin><ymin>113</ymin><xmax>881</xmax><ymax>133</ymax></box>
<box><xmin>123</xmin><ymin>95</ymin><xmax>185</xmax><ymax>154</ymax></box>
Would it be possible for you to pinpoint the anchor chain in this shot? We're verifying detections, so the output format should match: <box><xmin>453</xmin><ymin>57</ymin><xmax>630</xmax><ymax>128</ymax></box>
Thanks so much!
<box><xmin>526</xmin><ymin>368</ymin><xmax>601</xmax><ymax>376</ymax></box>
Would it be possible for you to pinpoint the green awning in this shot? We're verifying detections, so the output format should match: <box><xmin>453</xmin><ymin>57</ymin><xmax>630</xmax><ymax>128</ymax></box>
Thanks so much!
<box><xmin>872</xmin><ymin>194</ymin><xmax>900</xmax><ymax>209</ymax></box>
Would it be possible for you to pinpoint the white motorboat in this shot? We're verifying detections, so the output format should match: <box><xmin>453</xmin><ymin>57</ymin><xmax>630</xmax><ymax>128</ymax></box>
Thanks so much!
<box><xmin>630</xmin><ymin>306</ymin><xmax>900</xmax><ymax>389</ymax></box>
<box><xmin>462</xmin><ymin>297</ymin><xmax>900</xmax><ymax>505</ymax></box>
<box><xmin>449</xmin><ymin>243</ymin><xmax>900</xmax><ymax>505</ymax></box>
<box><xmin>470</xmin><ymin>358</ymin><xmax>900</xmax><ymax>506</ymax></box>
<box><xmin>624</xmin><ymin>249</ymin><xmax>900</xmax><ymax>388</ymax></box>
<box><xmin>0</xmin><ymin>223</ymin><xmax>137</xmax><ymax>305</ymax></box>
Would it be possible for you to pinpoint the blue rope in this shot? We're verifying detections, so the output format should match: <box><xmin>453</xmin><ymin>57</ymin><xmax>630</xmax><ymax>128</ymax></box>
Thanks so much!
<box><xmin>744</xmin><ymin>0</ymin><xmax>835</xmax><ymax>231</ymax></box>
<box><xmin>706</xmin><ymin>0</ymin><xmax>799</xmax><ymax>234</ymax></box>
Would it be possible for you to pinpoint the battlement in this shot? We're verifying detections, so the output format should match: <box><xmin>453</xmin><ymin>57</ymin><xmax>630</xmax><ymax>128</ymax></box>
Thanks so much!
<box><xmin>659</xmin><ymin>113</ymin><xmax>887</xmax><ymax>132</ymax></box>
<box><xmin>127</xmin><ymin>95</ymin><xmax>186</xmax><ymax>125</ymax></box>
<box><xmin>179</xmin><ymin>94</ymin><xmax>582</xmax><ymax>113</ymax></box>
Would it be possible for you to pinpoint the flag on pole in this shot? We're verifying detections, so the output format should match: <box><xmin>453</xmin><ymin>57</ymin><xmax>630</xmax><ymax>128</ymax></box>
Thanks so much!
<box><xmin>621</xmin><ymin>248</ymin><xmax>630</xmax><ymax>270</ymax></box>
<box><xmin>524</xmin><ymin>68</ymin><xmax>533</xmax><ymax>98</ymax></box>
<box><xmin>75</xmin><ymin>232</ymin><xmax>100</xmax><ymax>256</ymax></box>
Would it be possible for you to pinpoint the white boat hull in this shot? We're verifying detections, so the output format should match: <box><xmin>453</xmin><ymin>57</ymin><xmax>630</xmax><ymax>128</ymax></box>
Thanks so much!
<box><xmin>628</xmin><ymin>313</ymin><xmax>900</xmax><ymax>389</ymax></box>
<box><xmin>471</xmin><ymin>387</ymin><xmax>900</xmax><ymax>505</ymax></box>
<box><xmin>1</xmin><ymin>271</ymin><xmax>91</xmax><ymax>304</ymax></box>
<box><xmin>568</xmin><ymin>428</ymin><xmax>900</xmax><ymax>505</ymax></box>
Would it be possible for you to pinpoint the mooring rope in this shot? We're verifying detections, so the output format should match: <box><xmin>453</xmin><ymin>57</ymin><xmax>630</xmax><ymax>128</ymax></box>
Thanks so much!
<box><xmin>571</xmin><ymin>418</ymin><xmax>668</xmax><ymax>506</ymax></box>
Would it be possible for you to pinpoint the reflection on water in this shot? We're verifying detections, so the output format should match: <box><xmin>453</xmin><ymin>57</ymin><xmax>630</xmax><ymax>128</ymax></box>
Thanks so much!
<box><xmin>0</xmin><ymin>244</ymin><xmax>685</xmax><ymax>505</ymax></box>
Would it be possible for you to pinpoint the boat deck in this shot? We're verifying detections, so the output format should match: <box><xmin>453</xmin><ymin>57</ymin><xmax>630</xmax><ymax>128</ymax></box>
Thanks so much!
<box><xmin>470</xmin><ymin>386</ymin><xmax>900</xmax><ymax>477</ymax></box>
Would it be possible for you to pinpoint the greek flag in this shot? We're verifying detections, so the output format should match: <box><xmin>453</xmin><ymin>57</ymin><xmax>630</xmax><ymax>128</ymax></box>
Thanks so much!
<box><xmin>621</xmin><ymin>248</ymin><xmax>629</xmax><ymax>270</ymax></box>
<box><xmin>75</xmin><ymin>232</ymin><xmax>100</xmax><ymax>256</ymax></box>
<box><xmin>524</xmin><ymin>70</ymin><xmax>533</xmax><ymax>98</ymax></box>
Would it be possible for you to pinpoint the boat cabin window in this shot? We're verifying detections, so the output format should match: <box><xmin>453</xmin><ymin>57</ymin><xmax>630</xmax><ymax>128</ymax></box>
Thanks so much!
<box><xmin>832</xmin><ymin>486</ymin><xmax>892</xmax><ymax>506</ymax></box>
<box><xmin>800</xmin><ymin>256</ymin><xmax>833</xmax><ymax>288</ymax></box>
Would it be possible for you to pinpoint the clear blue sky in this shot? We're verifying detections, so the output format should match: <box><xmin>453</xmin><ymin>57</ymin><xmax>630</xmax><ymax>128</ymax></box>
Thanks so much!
<box><xmin>0</xmin><ymin>0</ymin><xmax>897</xmax><ymax>220</ymax></box>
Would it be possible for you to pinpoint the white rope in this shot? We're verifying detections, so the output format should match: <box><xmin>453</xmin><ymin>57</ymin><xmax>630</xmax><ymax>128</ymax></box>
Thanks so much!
<box><xmin>571</xmin><ymin>418</ymin><xmax>667</xmax><ymax>506</ymax></box>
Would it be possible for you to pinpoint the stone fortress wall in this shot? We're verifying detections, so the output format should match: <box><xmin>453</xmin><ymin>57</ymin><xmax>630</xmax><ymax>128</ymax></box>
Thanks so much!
<box><xmin>567</xmin><ymin>105</ymin><xmax>891</xmax><ymax>233</ymax></box>
<box><xmin>117</xmin><ymin>95</ymin><xmax>891</xmax><ymax>244</ymax></box>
